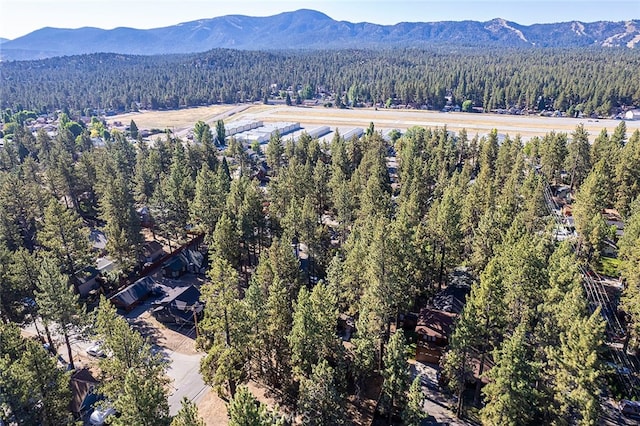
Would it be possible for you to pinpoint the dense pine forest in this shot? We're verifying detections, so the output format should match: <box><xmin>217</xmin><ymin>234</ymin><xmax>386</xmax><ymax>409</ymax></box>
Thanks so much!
<box><xmin>2</xmin><ymin>47</ymin><xmax>640</xmax><ymax>116</ymax></box>
<box><xmin>2</xmin><ymin>83</ymin><xmax>640</xmax><ymax>425</ymax></box>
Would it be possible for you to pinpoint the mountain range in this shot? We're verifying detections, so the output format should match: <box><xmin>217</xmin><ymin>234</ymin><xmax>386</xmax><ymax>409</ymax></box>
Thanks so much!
<box><xmin>1</xmin><ymin>9</ymin><xmax>639</xmax><ymax>61</ymax></box>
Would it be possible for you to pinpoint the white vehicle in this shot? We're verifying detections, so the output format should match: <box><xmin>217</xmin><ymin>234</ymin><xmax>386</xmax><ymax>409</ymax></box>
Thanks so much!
<box><xmin>86</xmin><ymin>342</ymin><xmax>105</xmax><ymax>358</ymax></box>
<box><xmin>89</xmin><ymin>405</ymin><xmax>117</xmax><ymax>425</ymax></box>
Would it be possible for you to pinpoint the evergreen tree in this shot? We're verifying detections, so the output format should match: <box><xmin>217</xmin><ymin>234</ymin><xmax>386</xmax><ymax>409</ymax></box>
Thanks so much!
<box><xmin>480</xmin><ymin>323</ymin><xmax>539</xmax><ymax>426</ymax></box>
<box><xmin>403</xmin><ymin>375</ymin><xmax>427</xmax><ymax>426</ymax></box>
<box><xmin>93</xmin><ymin>296</ymin><xmax>170</xmax><ymax>420</ymax></box>
<box><xmin>297</xmin><ymin>359</ymin><xmax>344</xmax><ymax>426</ymax></box>
<box><xmin>228</xmin><ymin>386</ymin><xmax>282</xmax><ymax>426</ymax></box>
<box><xmin>161</xmin><ymin>142</ymin><xmax>196</xmax><ymax>243</ymax></box>
<box><xmin>615</xmin><ymin>130</ymin><xmax>640</xmax><ymax>217</ymax></box>
<box><xmin>216</xmin><ymin>119</ymin><xmax>226</xmax><ymax>145</ymax></box>
<box><xmin>198</xmin><ymin>256</ymin><xmax>249</xmax><ymax>399</ymax></box>
<box><xmin>289</xmin><ymin>282</ymin><xmax>339</xmax><ymax>379</ymax></box>
<box><xmin>572</xmin><ymin>159</ymin><xmax>609</xmax><ymax>261</ymax></box>
<box><xmin>193</xmin><ymin>120</ymin><xmax>212</xmax><ymax>144</ymax></box>
<box><xmin>539</xmin><ymin>131</ymin><xmax>568</xmax><ymax>184</ymax></box>
<box><xmin>171</xmin><ymin>397</ymin><xmax>205</xmax><ymax>426</ymax></box>
<box><xmin>381</xmin><ymin>330</ymin><xmax>410</xmax><ymax>422</ymax></box>
<box><xmin>0</xmin><ymin>323</ymin><xmax>73</xmax><ymax>426</ymax></box>
<box><xmin>565</xmin><ymin>124</ymin><xmax>591</xmax><ymax>190</ymax></box>
<box><xmin>190</xmin><ymin>163</ymin><xmax>227</xmax><ymax>242</ymax></box>
<box><xmin>112</xmin><ymin>368</ymin><xmax>171</xmax><ymax>426</ymax></box>
<box><xmin>619</xmin><ymin>200</ymin><xmax>640</xmax><ymax>349</ymax></box>
<box><xmin>546</xmin><ymin>309</ymin><xmax>604</xmax><ymax>425</ymax></box>
<box><xmin>39</xmin><ymin>198</ymin><xmax>92</xmax><ymax>274</ymax></box>
<box><xmin>35</xmin><ymin>256</ymin><xmax>86</xmax><ymax>370</ymax></box>
<box><xmin>262</xmin><ymin>277</ymin><xmax>293</xmax><ymax>389</ymax></box>
<box><xmin>98</xmin><ymin>164</ymin><xmax>142</xmax><ymax>271</ymax></box>
<box><xmin>266</xmin><ymin>131</ymin><xmax>284</xmax><ymax>175</ymax></box>
<box><xmin>211</xmin><ymin>211</ymin><xmax>240</xmax><ymax>268</ymax></box>
<box><xmin>129</xmin><ymin>119</ymin><xmax>139</xmax><ymax>139</ymax></box>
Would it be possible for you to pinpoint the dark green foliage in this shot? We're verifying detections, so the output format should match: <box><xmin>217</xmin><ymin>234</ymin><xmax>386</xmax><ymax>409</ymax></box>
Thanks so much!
<box><xmin>2</xmin><ymin>48</ymin><xmax>638</xmax><ymax>116</ymax></box>
<box><xmin>171</xmin><ymin>397</ymin><xmax>205</xmax><ymax>426</ymax></box>
<box><xmin>0</xmin><ymin>323</ymin><xmax>73</xmax><ymax>425</ymax></box>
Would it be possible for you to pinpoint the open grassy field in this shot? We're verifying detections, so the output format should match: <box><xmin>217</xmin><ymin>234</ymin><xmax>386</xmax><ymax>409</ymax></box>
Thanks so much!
<box><xmin>107</xmin><ymin>105</ymin><xmax>237</xmax><ymax>133</ymax></box>
<box><xmin>108</xmin><ymin>104</ymin><xmax>640</xmax><ymax>141</ymax></box>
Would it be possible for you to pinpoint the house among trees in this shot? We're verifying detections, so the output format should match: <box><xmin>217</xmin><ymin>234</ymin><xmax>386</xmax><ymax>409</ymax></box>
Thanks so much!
<box><xmin>141</xmin><ymin>240</ymin><xmax>165</xmax><ymax>264</ymax></box>
<box><xmin>414</xmin><ymin>268</ymin><xmax>472</xmax><ymax>363</ymax></box>
<box><xmin>415</xmin><ymin>308</ymin><xmax>457</xmax><ymax>364</ymax></box>
<box><xmin>69</xmin><ymin>368</ymin><xmax>99</xmax><ymax>420</ymax></box>
<box><xmin>137</xmin><ymin>206</ymin><xmax>154</xmax><ymax>228</ymax></box>
<box><xmin>109</xmin><ymin>276</ymin><xmax>157</xmax><ymax>311</ymax></box>
<box><xmin>151</xmin><ymin>285</ymin><xmax>202</xmax><ymax>324</ymax></box>
<box><xmin>72</xmin><ymin>266</ymin><xmax>102</xmax><ymax>298</ymax></box>
<box><xmin>162</xmin><ymin>253</ymin><xmax>188</xmax><ymax>278</ymax></box>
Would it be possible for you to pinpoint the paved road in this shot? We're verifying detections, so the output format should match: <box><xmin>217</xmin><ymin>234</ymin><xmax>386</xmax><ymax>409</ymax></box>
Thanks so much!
<box><xmin>412</xmin><ymin>362</ymin><xmax>477</xmax><ymax>426</ymax></box>
<box><xmin>165</xmin><ymin>349</ymin><xmax>207</xmax><ymax>415</ymax></box>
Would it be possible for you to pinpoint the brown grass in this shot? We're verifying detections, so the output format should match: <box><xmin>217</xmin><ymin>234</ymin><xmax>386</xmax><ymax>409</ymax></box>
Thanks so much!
<box><xmin>197</xmin><ymin>380</ymin><xmax>285</xmax><ymax>426</ymax></box>
<box><xmin>108</xmin><ymin>104</ymin><xmax>640</xmax><ymax>142</ymax></box>
<box><xmin>107</xmin><ymin>105</ymin><xmax>235</xmax><ymax>132</ymax></box>
<box><xmin>243</xmin><ymin>105</ymin><xmax>640</xmax><ymax>140</ymax></box>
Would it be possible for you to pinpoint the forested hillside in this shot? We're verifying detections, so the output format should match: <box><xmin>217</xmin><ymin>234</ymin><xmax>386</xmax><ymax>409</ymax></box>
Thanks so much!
<box><xmin>2</xmin><ymin>9</ymin><xmax>639</xmax><ymax>60</ymax></box>
<box><xmin>2</xmin><ymin>99</ymin><xmax>640</xmax><ymax>423</ymax></box>
<box><xmin>1</xmin><ymin>47</ymin><xmax>639</xmax><ymax>117</ymax></box>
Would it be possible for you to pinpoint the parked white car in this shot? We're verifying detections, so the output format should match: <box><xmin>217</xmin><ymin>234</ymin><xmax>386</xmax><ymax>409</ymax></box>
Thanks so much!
<box><xmin>86</xmin><ymin>342</ymin><xmax>105</xmax><ymax>358</ymax></box>
<box><xmin>89</xmin><ymin>405</ymin><xmax>117</xmax><ymax>426</ymax></box>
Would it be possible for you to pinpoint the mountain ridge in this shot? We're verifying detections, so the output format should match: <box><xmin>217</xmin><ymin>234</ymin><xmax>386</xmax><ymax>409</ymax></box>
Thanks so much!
<box><xmin>2</xmin><ymin>9</ymin><xmax>639</xmax><ymax>61</ymax></box>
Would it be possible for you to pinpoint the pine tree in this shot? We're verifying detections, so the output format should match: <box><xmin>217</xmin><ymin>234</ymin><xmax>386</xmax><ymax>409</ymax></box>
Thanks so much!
<box><xmin>228</xmin><ymin>386</ymin><xmax>282</xmax><ymax>426</ymax></box>
<box><xmin>381</xmin><ymin>330</ymin><xmax>410</xmax><ymax>422</ymax></box>
<box><xmin>480</xmin><ymin>323</ymin><xmax>539</xmax><ymax>426</ymax></box>
<box><xmin>266</xmin><ymin>131</ymin><xmax>284</xmax><ymax>175</ymax></box>
<box><xmin>572</xmin><ymin>159</ymin><xmax>609</xmax><ymax>261</ymax></box>
<box><xmin>93</xmin><ymin>296</ymin><xmax>170</xmax><ymax>418</ymax></box>
<box><xmin>98</xmin><ymin>165</ymin><xmax>142</xmax><ymax>271</ymax></box>
<box><xmin>297</xmin><ymin>359</ymin><xmax>344</xmax><ymax>426</ymax></box>
<box><xmin>190</xmin><ymin>163</ymin><xmax>226</xmax><ymax>241</ymax></box>
<box><xmin>19</xmin><ymin>338</ymin><xmax>73</xmax><ymax>425</ymax></box>
<box><xmin>39</xmin><ymin>198</ymin><xmax>92</xmax><ymax>274</ymax></box>
<box><xmin>565</xmin><ymin>124</ymin><xmax>591</xmax><ymax>190</ymax></box>
<box><xmin>403</xmin><ymin>375</ymin><xmax>427</xmax><ymax>426</ymax></box>
<box><xmin>546</xmin><ymin>308</ymin><xmax>603</xmax><ymax>425</ymax></box>
<box><xmin>211</xmin><ymin>211</ymin><xmax>240</xmax><ymax>268</ymax></box>
<box><xmin>198</xmin><ymin>256</ymin><xmax>249</xmax><ymax>399</ymax></box>
<box><xmin>289</xmin><ymin>282</ymin><xmax>339</xmax><ymax>379</ymax></box>
<box><xmin>539</xmin><ymin>131</ymin><xmax>568</xmax><ymax>184</ymax></box>
<box><xmin>262</xmin><ymin>277</ymin><xmax>293</xmax><ymax>389</ymax></box>
<box><xmin>171</xmin><ymin>397</ymin><xmax>205</xmax><ymax>426</ymax></box>
<box><xmin>161</xmin><ymin>142</ymin><xmax>196</xmax><ymax>243</ymax></box>
<box><xmin>215</xmin><ymin>119</ymin><xmax>226</xmax><ymax>145</ymax></box>
<box><xmin>35</xmin><ymin>255</ymin><xmax>86</xmax><ymax>370</ymax></box>
<box><xmin>619</xmin><ymin>200</ymin><xmax>640</xmax><ymax>350</ymax></box>
<box><xmin>0</xmin><ymin>323</ymin><xmax>73</xmax><ymax>426</ymax></box>
<box><xmin>129</xmin><ymin>119</ymin><xmax>139</xmax><ymax>139</ymax></box>
<box><xmin>615</xmin><ymin>130</ymin><xmax>640</xmax><ymax>217</ymax></box>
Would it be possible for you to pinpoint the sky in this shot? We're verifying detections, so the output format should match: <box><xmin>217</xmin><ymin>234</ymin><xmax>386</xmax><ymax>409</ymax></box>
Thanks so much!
<box><xmin>1</xmin><ymin>0</ymin><xmax>639</xmax><ymax>40</ymax></box>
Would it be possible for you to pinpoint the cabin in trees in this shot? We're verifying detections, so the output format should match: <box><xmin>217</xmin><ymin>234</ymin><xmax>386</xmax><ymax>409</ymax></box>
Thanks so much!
<box><xmin>109</xmin><ymin>276</ymin><xmax>157</xmax><ymax>311</ymax></box>
<box><xmin>141</xmin><ymin>240</ymin><xmax>165</xmax><ymax>264</ymax></box>
<box><xmin>415</xmin><ymin>309</ymin><xmax>457</xmax><ymax>364</ymax></box>
<box><xmin>414</xmin><ymin>268</ymin><xmax>473</xmax><ymax>363</ymax></box>
<box><xmin>72</xmin><ymin>266</ymin><xmax>102</xmax><ymax>298</ymax></box>
<box><xmin>162</xmin><ymin>253</ymin><xmax>188</xmax><ymax>278</ymax></box>
<box><xmin>69</xmin><ymin>368</ymin><xmax>99</xmax><ymax>420</ymax></box>
<box><xmin>151</xmin><ymin>285</ymin><xmax>202</xmax><ymax>325</ymax></box>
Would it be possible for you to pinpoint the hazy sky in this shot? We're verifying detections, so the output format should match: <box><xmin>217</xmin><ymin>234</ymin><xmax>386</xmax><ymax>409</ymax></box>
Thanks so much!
<box><xmin>1</xmin><ymin>0</ymin><xmax>638</xmax><ymax>40</ymax></box>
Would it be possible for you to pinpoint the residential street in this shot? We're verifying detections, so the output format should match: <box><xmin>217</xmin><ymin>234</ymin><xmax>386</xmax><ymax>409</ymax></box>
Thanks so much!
<box><xmin>412</xmin><ymin>362</ymin><xmax>477</xmax><ymax>426</ymax></box>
